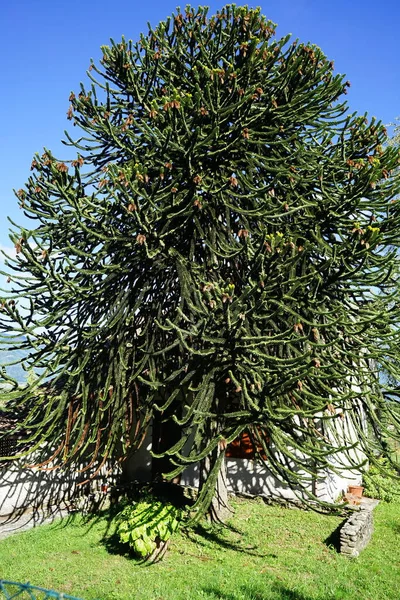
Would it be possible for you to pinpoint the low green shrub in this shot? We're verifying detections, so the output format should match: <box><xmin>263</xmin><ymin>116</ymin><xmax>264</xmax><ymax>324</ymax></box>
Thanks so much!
<box><xmin>363</xmin><ymin>458</ymin><xmax>400</xmax><ymax>503</ymax></box>
<box><xmin>115</xmin><ymin>498</ymin><xmax>183</xmax><ymax>559</ymax></box>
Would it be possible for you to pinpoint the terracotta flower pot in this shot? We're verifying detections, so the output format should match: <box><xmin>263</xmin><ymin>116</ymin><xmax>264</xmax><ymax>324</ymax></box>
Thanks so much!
<box><xmin>348</xmin><ymin>485</ymin><xmax>364</xmax><ymax>498</ymax></box>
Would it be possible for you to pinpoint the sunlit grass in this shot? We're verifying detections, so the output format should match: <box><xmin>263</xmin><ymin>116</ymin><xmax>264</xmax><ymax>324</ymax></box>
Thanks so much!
<box><xmin>0</xmin><ymin>498</ymin><xmax>398</xmax><ymax>600</ymax></box>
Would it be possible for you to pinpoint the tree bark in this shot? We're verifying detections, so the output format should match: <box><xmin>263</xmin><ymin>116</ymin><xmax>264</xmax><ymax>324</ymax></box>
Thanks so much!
<box><xmin>200</xmin><ymin>441</ymin><xmax>232</xmax><ymax>523</ymax></box>
<box><xmin>151</xmin><ymin>397</ymin><xmax>182</xmax><ymax>483</ymax></box>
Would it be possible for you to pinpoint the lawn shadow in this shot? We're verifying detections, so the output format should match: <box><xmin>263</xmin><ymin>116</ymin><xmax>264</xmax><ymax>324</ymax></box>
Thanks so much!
<box><xmin>185</xmin><ymin>522</ymin><xmax>276</xmax><ymax>559</ymax></box>
<box><xmin>202</xmin><ymin>583</ymin><xmax>337</xmax><ymax>600</ymax></box>
<box><xmin>101</xmin><ymin>512</ymin><xmax>275</xmax><ymax>563</ymax></box>
<box><xmin>100</xmin><ymin>530</ymin><xmax>136</xmax><ymax>561</ymax></box>
<box><xmin>323</xmin><ymin>519</ymin><xmax>344</xmax><ymax>553</ymax></box>
<box><xmin>46</xmin><ymin>495</ymin><xmax>121</xmax><ymax>539</ymax></box>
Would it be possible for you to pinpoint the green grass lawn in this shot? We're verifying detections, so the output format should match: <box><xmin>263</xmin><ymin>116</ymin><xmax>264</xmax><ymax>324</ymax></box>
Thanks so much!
<box><xmin>0</xmin><ymin>497</ymin><xmax>399</xmax><ymax>600</ymax></box>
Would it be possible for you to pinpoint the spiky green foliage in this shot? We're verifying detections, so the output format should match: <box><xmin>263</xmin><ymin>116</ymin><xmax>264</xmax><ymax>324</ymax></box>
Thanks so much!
<box><xmin>2</xmin><ymin>5</ymin><xmax>400</xmax><ymax>516</ymax></box>
<box><xmin>115</xmin><ymin>498</ymin><xmax>182</xmax><ymax>559</ymax></box>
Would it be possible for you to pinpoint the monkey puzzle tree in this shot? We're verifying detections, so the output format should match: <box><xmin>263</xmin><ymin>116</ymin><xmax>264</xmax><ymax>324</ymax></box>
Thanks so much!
<box><xmin>2</xmin><ymin>4</ymin><xmax>400</xmax><ymax>521</ymax></box>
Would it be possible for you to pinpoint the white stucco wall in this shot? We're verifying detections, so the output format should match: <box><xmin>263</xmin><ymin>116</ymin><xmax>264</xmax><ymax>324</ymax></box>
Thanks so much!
<box><xmin>0</xmin><ymin>463</ymin><xmax>77</xmax><ymax>516</ymax></box>
<box><xmin>123</xmin><ymin>424</ymin><xmax>363</xmax><ymax>504</ymax></box>
<box><xmin>1</xmin><ymin>406</ymin><xmax>366</xmax><ymax>519</ymax></box>
<box><xmin>0</xmin><ymin>458</ymin><xmax>116</xmax><ymax>517</ymax></box>
<box><xmin>179</xmin><ymin>458</ymin><xmax>313</xmax><ymax>501</ymax></box>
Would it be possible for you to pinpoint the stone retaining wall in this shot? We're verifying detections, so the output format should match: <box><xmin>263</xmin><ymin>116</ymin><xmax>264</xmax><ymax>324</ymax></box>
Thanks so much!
<box><xmin>339</xmin><ymin>498</ymin><xmax>379</xmax><ymax>557</ymax></box>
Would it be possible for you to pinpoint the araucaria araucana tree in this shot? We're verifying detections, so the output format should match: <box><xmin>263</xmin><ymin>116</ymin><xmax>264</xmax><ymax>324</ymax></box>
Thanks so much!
<box><xmin>2</xmin><ymin>5</ymin><xmax>400</xmax><ymax>521</ymax></box>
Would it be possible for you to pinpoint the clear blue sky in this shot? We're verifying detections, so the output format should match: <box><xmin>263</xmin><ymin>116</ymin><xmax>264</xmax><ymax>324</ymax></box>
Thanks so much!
<box><xmin>1</xmin><ymin>0</ymin><xmax>399</xmax><ymax>260</ymax></box>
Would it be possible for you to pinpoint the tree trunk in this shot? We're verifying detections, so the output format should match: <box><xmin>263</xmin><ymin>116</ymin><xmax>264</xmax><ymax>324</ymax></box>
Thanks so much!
<box><xmin>200</xmin><ymin>440</ymin><xmax>232</xmax><ymax>523</ymax></box>
<box><xmin>151</xmin><ymin>398</ymin><xmax>182</xmax><ymax>483</ymax></box>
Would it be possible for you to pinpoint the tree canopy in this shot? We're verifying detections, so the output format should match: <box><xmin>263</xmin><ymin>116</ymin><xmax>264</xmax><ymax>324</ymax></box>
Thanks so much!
<box><xmin>2</xmin><ymin>4</ymin><xmax>400</xmax><ymax>518</ymax></box>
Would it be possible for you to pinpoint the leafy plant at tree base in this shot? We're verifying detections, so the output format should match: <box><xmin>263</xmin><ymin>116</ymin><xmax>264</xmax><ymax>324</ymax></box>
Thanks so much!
<box><xmin>115</xmin><ymin>499</ymin><xmax>182</xmax><ymax>559</ymax></box>
<box><xmin>1</xmin><ymin>4</ymin><xmax>400</xmax><ymax>523</ymax></box>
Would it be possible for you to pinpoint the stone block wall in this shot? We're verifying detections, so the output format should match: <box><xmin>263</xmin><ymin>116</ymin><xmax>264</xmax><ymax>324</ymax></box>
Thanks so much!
<box><xmin>339</xmin><ymin>499</ymin><xmax>379</xmax><ymax>557</ymax></box>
